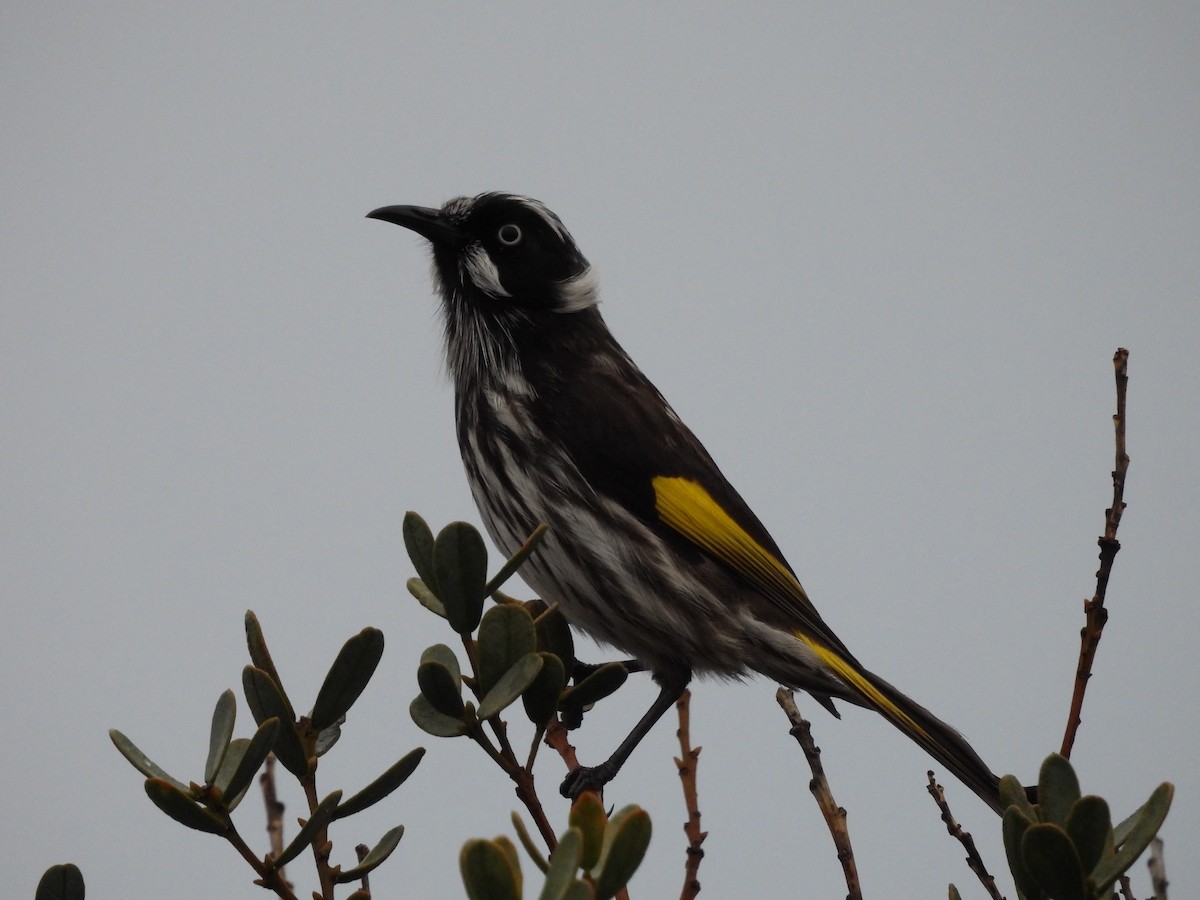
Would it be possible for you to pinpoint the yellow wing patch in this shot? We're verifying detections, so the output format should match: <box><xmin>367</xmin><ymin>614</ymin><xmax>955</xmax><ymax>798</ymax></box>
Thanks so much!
<box><xmin>651</xmin><ymin>475</ymin><xmax>803</xmax><ymax>600</ymax></box>
<box><xmin>652</xmin><ymin>475</ymin><xmax>928</xmax><ymax>740</ymax></box>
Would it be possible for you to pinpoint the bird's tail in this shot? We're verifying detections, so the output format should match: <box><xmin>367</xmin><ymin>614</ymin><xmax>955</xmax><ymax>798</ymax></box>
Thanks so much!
<box><xmin>799</xmin><ymin>637</ymin><xmax>1005</xmax><ymax>814</ymax></box>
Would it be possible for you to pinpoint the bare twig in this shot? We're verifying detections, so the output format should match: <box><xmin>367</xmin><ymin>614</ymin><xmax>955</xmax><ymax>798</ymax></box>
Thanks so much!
<box><xmin>1148</xmin><ymin>837</ymin><xmax>1168</xmax><ymax>900</ymax></box>
<box><xmin>776</xmin><ymin>688</ymin><xmax>861</xmax><ymax>900</ymax></box>
<box><xmin>925</xmin><ymin>773</ymin><xmax>1004</xmax><ymax>900</ymax></box>
<box><xmin>1061</xmin><ymin>348</ymin><xmax>1130</xmax><ymax>759</ymax></box>
<box><xmin>1118</xmin><ymin>873</ymin><xmax>1136</xmax><ymax>899</ymax></box>
<box><xmin>674</xmin><ymin>690</ymin><xmax>706</xmax><ymax>900</ymax></box>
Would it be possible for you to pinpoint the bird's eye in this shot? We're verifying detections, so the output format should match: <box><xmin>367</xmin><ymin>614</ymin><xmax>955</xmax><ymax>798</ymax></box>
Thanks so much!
<box><xmin>497</xmin><ymin>223</ymin><xmax>522</xmax><ymax>246</ymax></box>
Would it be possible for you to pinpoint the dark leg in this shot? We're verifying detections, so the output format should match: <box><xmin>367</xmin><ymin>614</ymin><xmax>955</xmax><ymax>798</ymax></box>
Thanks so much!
<box><xmin>560</xmin><ymin>668</ymin><xmax>690</xmax><ymax>798</ymax></box>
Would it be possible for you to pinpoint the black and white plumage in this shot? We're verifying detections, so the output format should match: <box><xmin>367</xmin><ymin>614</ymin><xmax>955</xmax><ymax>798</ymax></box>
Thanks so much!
<box><xmin>369</xmin><ymin>192</ymin><xmax>1009</xmax><ymax>811</ymax></box>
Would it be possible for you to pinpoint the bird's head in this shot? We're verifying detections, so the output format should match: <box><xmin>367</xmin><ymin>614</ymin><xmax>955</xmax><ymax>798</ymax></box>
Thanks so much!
<box><xmin>368</xmin><ymin>192</ymin><xmax>599</xmax><ymax>315</ymax></box>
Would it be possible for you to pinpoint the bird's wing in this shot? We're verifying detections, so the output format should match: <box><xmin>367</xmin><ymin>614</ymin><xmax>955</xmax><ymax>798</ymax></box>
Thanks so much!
<box><xmin>532</xmin><ymin>323</ymin><xmax>854</xmax><ymax>658</ymax></box>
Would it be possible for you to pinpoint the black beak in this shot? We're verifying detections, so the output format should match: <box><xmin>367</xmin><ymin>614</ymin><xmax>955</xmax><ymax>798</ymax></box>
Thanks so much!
<box><xmin>366</xmin><ymin>205</ymin><xmax>465</xmax><ymax>246</ymax></box>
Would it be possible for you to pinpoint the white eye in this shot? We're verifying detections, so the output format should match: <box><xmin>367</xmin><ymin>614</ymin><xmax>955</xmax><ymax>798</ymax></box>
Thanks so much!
<box><xmin>497</xmin><ymin>223</ymin><xmax>522</xmax><ymax>246</ymax></box>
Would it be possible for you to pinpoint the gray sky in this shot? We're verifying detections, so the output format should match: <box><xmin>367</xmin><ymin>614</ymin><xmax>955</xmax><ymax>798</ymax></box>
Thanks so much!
<box><xmin>5</xmin><ymin>5</ymin><xmax>1198</xmax><ymax>898</ymax></box>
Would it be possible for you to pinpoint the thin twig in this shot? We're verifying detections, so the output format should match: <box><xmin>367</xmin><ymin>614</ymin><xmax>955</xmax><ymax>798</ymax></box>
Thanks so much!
<box><xmin>1118</xmin><ymin>873</ymin><xmax>1136</xmax><ymax>900</ymax></box>
<box><xmin>776</xmin><ymin>688</ymin><xmax>861</xmax><ymax>900</ymax></box>
<box><xmin>1061</xmin><ymin>348</ymin><xmax>1130</xmax><ymax>759</ymax></box>
<box><xmin>925</xmin><ymin>773</ymin><xmax>1004</xmax><ymax>900</ymax></box>
<box><xmin>1148</xmin><ymin>837</ymin><xmax>1168</xmax><ymax>900</ymax></box>
<box><xmin>674</xmin><ymin>690</ymin><xmax>706</xmax><ymax>900</ymax></box>
<box><xmin>260</xmin><ymin>755</ymin><xmax>287</xmax><ymax>869</ymax></box>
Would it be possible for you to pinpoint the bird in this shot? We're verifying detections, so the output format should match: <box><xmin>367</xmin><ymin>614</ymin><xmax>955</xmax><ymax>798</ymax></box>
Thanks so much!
<box><xmin>369</xmin><ymin>192</ymin><xmax>1009</xmax><ymax>813</ymax></box>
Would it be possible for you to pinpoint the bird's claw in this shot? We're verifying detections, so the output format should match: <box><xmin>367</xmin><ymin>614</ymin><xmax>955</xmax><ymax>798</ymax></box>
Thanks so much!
<box><xmin>560</xmin><ymin>762</ymin><xmax>617</xmax><ymax>799</ymax></box>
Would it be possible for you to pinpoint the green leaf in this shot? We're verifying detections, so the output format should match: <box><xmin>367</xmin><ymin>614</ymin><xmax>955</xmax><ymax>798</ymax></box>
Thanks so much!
<box><xmin>1021</xmin><ymin>823</ymin><xmax>1086</xmax><ymax>900</ymax></box>
<box><xmin>410</xmin><ymin>693</ymin><xmax>469</xmax><ymax>737</ymax></box>
<box><xmin>570</xmin><ymin>793</ymin><xmax>607</xmax><ymax>872</ymax></box>
<box><xmin>335</xmin><ymin>825</ymin><xmax>406</xmax><ymax>883</ymax></box>
<box><xmin>999</xmin><ymin>773</ymin><xmax>1037</xmax><ymax>821</ymax></box>
<box><xmin>334</xmin><ymin>747</ymin><xmax>426</xmax><ymax>820</ymax></box>
<box><xmin>1092</xmin><ymin>782</ymin><xmax>1173</xmax><ymax>893</ymax></box>
<box><xmin>144</xmin><ymin>778</ymin><xmax>229</xmax><ymax>835</ymax></box>
<box><xmin>404</xmin><ymin>511</ymin><xmax>440</xmax><ymax>591</ymax></box>
<box><xmin>563</xmin><ymin>883</ymin><xmax>594</xmax><ymax>900</ymax></box>
<box><xmin>244</xmin><ymin>611</ymin><xmax>296</xmax><ymax>721</ymax></box>
<box><xmin>273</xmin><ymin>790</ymin><xmax>343</xmax><ymax>868</ymax></box>
<box><xmin>1066</xmin><ymin>795</ymin><xmax>1112</xmax><ymax>875</ymax></box>
<box><xmin>418</xmin><ymin>659</ymin><xmax>466</xmax><ymax>718</ymax></box>
<box><xmin>219</xmin><ymin>717</ymin><xmax>279</xmax><ymax>808</ymax></box>
<box><xmin>422</xmin><ymin>643</ymin><xmax>463</xmax><ymax>680</ymax></box>
<box><xmin>534</xmin><ymin>605</ymin><xmax>575</xmax><ymax>666</ymax></box>
<box><xmin>591</xmin><ymin>805</ymin><xmax>652</xmax><ymax>900</ymax></box>
<box><xmin>523</xmin><ymin>652</ymin><xmax>567</xmax><ymax>726</ymax></box>
<box><xmin>947</xmin><ymin>887</ymin><xmax>962</xmax><ymax>900</ymax></box>
<box><xmin>311</xmin><ymin>627</ymin><xmax>385</xmax><ymax>729</ymax></box>
<box><xmin>494</xmin><ymin>836</ymin><xmax>522</xmax><ymax>894</ymax></box>
<box><xmin>109</xmin><ymin>730</ymin><xmax>189</xmax><ymax>793</ymax></box>
<box><xmin>511</xmin><ymin>811</ymin><xmax>549</xmax><ymax>873</ymax></box>
<box><xmin>461</xmin><ymin>839</ymin><xmax>521</xmax><ymax>900</ymax></box>
<box><xmin>205</xmin><ymin>689</ymin><xmax>237</xmax><ymax>784</ymax></box>
<box><xmin>540</xmin><ymin>827</ymin><xmax>584</xmax><ymax>900</ymax></box>
<box><xmin>36</xmin><ymin>863</ymin><xmax>85</xmax><ymax>900</ymax></box>
<box><xmin>407</xmin><ymin>577</ymin><xmax>447</xmax><ymax>618</ymax></box>
<box><xmin>484</xmin><ymin>522</ymin><xmax>548</xmax><ymax>596</ymax></box>
<box><xmin>1036</xmin><ymin>753</ymin><xmax>1081</xmax><ymax>826</ymax></box>
<box><xmin>478</xmin><ymin>653</ymin><xmax>544</xmax><ymax>720</ymax></box>
<box><xmin>1002</xmin><ymin>807</ymin><xmax>1043</xmax><ymax>900</ymax></box>
<box><xmin>212</xmin><ymin>738</ymin><xmax>251</xmax><ymax>811</ymax></box>
<box><xmin>434</xmin><ymin>521</ymin><xmax>489</xmax><ymax>634</ymax></box>
<box><xmin>478</xmin><ymin>605</ymin><xmax>538</xmax><ymax>696</ymax></box>
<box><xmin>242</xmin><ymin>666</ymin><xmax>308</xmax><ymax>777</ymax></box>
<box><xmin>562</xmin><ymin>662</ymin><xmax>628</xmax><ymax>709</ymax></box>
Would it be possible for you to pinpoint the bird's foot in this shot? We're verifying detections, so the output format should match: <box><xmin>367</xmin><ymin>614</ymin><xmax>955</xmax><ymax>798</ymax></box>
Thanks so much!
<box><xmin>560</xmin><ymin>761</ymin><xmax>618</xmax><ymax>799</ymax></box>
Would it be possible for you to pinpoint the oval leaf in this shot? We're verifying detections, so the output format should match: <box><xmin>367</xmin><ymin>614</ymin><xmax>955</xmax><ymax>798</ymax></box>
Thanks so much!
<box><xmin>461</xmin><ymin>838</ymin><xmax>521</xmax><ymax>900</ymax></box>
<box><xmin>244</xmin><ymin>611</ymin><xmax>296</xmax><ymax>721</ymax></box>
<box><xmin>311</xmin><ymin>627</ymin><xmax>385</xmax><ymax>730</ymax></box>
<box><xmin>274</xmin><ymin>790</ymin><xmax>343</xmax><ymax>868</ymax></box>
<box><xmin>511</xmin><ymin>811</ymin><xmax>549</xmax><ymax>874</ymax></box>
<box><xmin>219</xmin><ymin>718</ymin><xmax>279</xmax><ymax>808</ymax></box>
<box><xmin>1002</xmin><ymin>807</ymin><xmax>1043</xmax><ymax>900</ymax></box>
<box><xmin>484</xmin><ymin>522</ymin><xmax>548</xmax><ymax>596</ymax></box>
<box><xmin>523</xmin><ymin>652</ymin><xmax>567</xmax><ymax>726</ymax></box>
<box><xmin>404</xmin><ymin>511</ymin><xmax>439</xmax><ymax>591</ymax></box>
<box><xmin>1093</xmin><ymin>782</ymin><xmax>1173</xmax><ymax>893</ymax></box>
<box><xmin>243</xmin><ymin>666</ymin><xmax>308</xmax><ymax>777</ymax></box>
<box><xmin>407</xmin><ymin>577</ymin><xmax>447</xmax><ymax>618</ymax></box>
<box><xmin>535</xmin><ymin>605</ymin><xmax>575</xmax><ymax>665</ymax></box>
<box><xmin>1037</xmin><ymin>753</ymin><xmax>1081</xmax><ymax>826</ymax></box>
<box><xmin>410</xmin><ymin>694</ymin><xmax>469</xmax><ymax>737</ymax></box>
<box><xmin>1066</xmin><ymin>794</ymin><xmax>1112</xmax><ymax>875</ymax></box>
<box><xmin>109</xmin><ymin>730</ymin><xmax>189</xmax><ymax>793</ymax></box>
<box><xmin>999</xmin><ymin>773</ymin><xmax>1037</xmax><ymax>820</ymax></box>
<box><xmin>592</xmin><ymin>805</ymin><xmax>652</xmax><ymax>900</ymax></box>
<box><xmin>1022</xmin><ymin>823</ymin><xmax>1086</xmax><ymax>900</ymax></box>
<box><xmin>540</xmin><ymin>827</ymin><xmax>584</xmax><ymax>900</ymax></box>
<box><xmin>422</xmin><ymin>643</ymin><xmax>462</xmax><ymax>682</ymax></box>
<box><xmin>478</xmin><ymin>605</ymin><xmax>537</xmax><ymax>696</ymax></box>
<box><xmin>434</xmin><ymin>522</ymin><xmax>488</xmax><ymax>635</ymax></box>
<box><xmin>570</xmin><ymin>792</ymin><xmax>608</xmax><ymax>872</ymax></box>
<box><xmin>36</xmin><ymin>863</ymin><xmax>85</xmax><ymax>900</ymax></box>
<box><xmin>205</xmin><ymin>689</ymin><xmax>237</xmax><ymax>784</ymax></box>
<box><xmin>334</xmin><ymin>747</ymin><xmax>426</xmax><ymax>820</ymax></box>
<box><xmin>563</xmin><ymin>662</ymin><xmax>628</xmax><ymax>709</ymax></box>
<box><xmin>418</xmin><ymin>659</ymin><xmax>466</xmax><ymax>718</ymax></box>
<box><xmin>335</xmin><ymin>824</ymin><xmax>406</xmax><ymax>883</ymax></box>
<box><xmin>144</xmin><ymin>778</ymin><xmax>228</xmax><ymax>835</ymax></box>
<box><xmin>478</xmin><ymin>653</ymin><xmax>544</xmax><ymax>720</ymax></box>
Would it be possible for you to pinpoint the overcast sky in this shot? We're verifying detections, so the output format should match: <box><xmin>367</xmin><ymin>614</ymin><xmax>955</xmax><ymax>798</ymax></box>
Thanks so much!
<box><xmin>5</xmin><ymin>5</ymin><xmax>1198</xmax><ymax>898</ymax></box>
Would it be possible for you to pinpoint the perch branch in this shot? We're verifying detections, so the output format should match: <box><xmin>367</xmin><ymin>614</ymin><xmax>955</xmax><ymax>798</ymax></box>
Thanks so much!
<box><xmin>925</xmin><ymin>772</ymin><xmax>1003</xmax><ymax>900</ymax></box>
<box><xmin>1060</xmin><ymin>348</ymin><xmax>1129</xmax><ymax>759</ymax></box>
<box><xmin>776</xmin><ymin>688</ymin><xmax>861</xmax><ymax>900</ymax></box>
<box><xmin>674</xmin><ymin>690</ymin><xmax>706</xmax><ymax>900</ymax></box>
